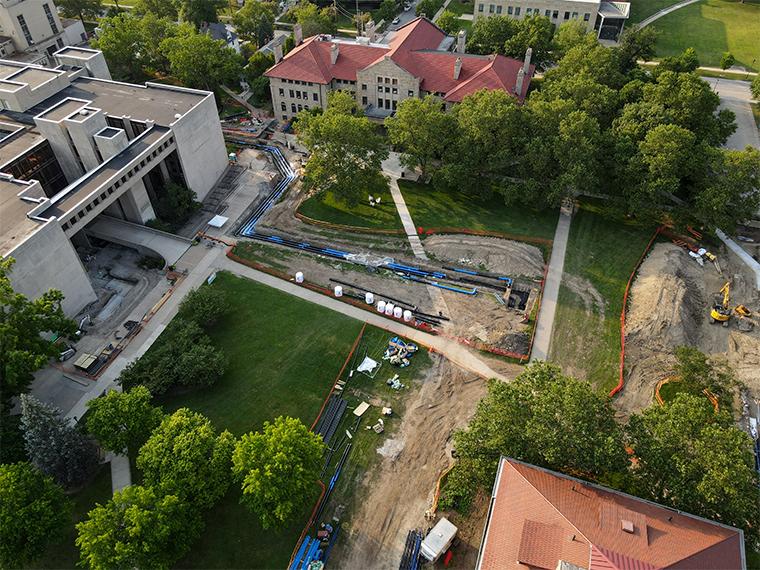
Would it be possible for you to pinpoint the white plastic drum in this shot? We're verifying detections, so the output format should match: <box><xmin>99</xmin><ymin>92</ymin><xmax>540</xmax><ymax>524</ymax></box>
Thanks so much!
<box><xmin>334</xmin><ymin>285</ymin><xmax>343</xmax><ymax>297</ymax></box>
<box><xmin>385</xmin><ymin>303</ymin><xmax>395</xmax><ymax>316</ymax></box>
<box><xmin>365</xmin><ymin>292</ymin><xmax>374</xmax><ymax>305</ymax></box>
<box><xmin>295</xmin><ymin>271</ymin><xmax>304</xmax><ymax>283</ymax></box>
<box><xmin>377</xmin><ymin>300</ymin><xmax>387</xmax><ymax>313</ymax></box>
<box><xmin>393</xmin><ymin>306</ymin><xmax>403</xmax><ymax>319</ymax></box>
<box><xmin>403</xmin><ymin>310</ymin><xmax>413</xmax><ymax>322</ymax></box>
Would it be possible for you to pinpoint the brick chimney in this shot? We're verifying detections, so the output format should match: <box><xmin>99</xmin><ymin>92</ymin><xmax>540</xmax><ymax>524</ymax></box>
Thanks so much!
<box><xmin>274</xmin><ymin>41</ymin><xmax>283</xmax><ymax>63</ymax></box>
<box><xmin>457</xmin><ymin>30</ymin><xmax>466</xmax><ymax>54</ymax></box>
<box><xmin>453</xmin><ymin>56</ymin><xmax>462</xmax><ymax>80</ymax></box>
<box><xmin>515</xmin><ymin>67</ymin><xmax>525</xmax><ymax>96</ymax></box>
<box><xmin>366</xmin><ymin>20</ymin><xmax>376</xmax><ymax>42</ymax></box>
<box><xmin>523</xmin><ymin>47</ymin><xmax>532</xmax><ymax>74</ymax></box>
<box><xmin>330</xmin><ymin>43</ymin><xmax>339</xmax><ymax>64</ymax></box>
<box><xmin>294</xmin><ymin>23</ymin><xmax>303</xmax><ymax>45</ymax></box>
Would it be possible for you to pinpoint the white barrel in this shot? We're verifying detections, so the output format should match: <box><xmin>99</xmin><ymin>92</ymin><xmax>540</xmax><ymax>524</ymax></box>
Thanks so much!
<box><xmin>403</xmin><ymin>310</ymin><xmax>413</xmax><ymax>322</ymax></box>
<box><xmin>295</xmin><ymin>271</ymin><xmax>304</xmax><ymax>283</ymax></box>
<box><xmin>377</xmin><ymin>300</ymin><xmax>386</xmax><ymax>313</ymax></box>
<box><xmin>393</xmin><ymin>306</ymin><xmax>403</xmax><ymax>319</ymax></box>
<box><xmin>334</xmin><ymin>285</ymin><xmax>343</xmax><ymax>297</ymax></box>
<box><xmin>385</xmin><ymin>303</ymin><xmax>395</xmax><ymax>316</ymax></box>
<box><xmin>365</xmin><ymin>292</ymin><xmax>374</xmax><ymax>305</ymax></box>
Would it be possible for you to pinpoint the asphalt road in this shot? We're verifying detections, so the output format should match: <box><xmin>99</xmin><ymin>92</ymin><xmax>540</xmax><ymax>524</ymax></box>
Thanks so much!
<box><xmin>703</xmin><ymin>77</ymin><xmax>760</xmax><ymax>151</ymax></box>
<box><xmin>386</xmin><ymin>1</ymin><xmax>419</xmax><ymax>31</ymax></box>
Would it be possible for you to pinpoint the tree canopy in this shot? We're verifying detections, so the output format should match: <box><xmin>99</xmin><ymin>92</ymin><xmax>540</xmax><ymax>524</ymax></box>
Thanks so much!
<box><xmin>161</xmin><ymin>30</ymin><xmax>244</xmax><ymax>92</ymax></box>
<box><xmin>291</xmin><ymin>1</ymin><xmax>336</xmax><ymax>36</ymax></box>
<box><xmin>137</xmin><ymin>408</ymin><xmax>235</xmax><ymax>508</ymax></box>
<box><xmin>233</xmin><ymin>0</ymin><xmax>276</xmax><ymax>46</ymax></box>
<box><xmin>178</xmin><ymin>285</ymin><xmax>228</xmax><ymax>328</ymax></box>
<box><xmin>436</xmin><ymin>10</ymin><xmax>461</xmax><ymax>35</ymax></box>
<box><xmin>178</xmin><ymin>0</ymin><xmax>226</xmax><ymax>28</ymax></box>
<box><xmin>232</xmin><ymin>416</ymin><xmax>325</xmax><ymax>529</ymax></box>
<box><xmin>297</xmin><ymin>91</ymin><xmax>389</xmax><ymax>205</ymax></box>
<box><xmin>76</xmin><ymin>485</ymin><xmax>201</xmax><ymax>570</ymax></box>
<box><xmin>0</xmin><ymin>462</ymin><xmax>71</xmax><ymax>567</ymax></box>
<box><xmin>56</xmin><ymin>0</ymin><xmax>102</xmax><ymax>26</ymax></box>
<box><xmin>85</xmin><ymin>386</ymin><xmax>164</xmax><ymax>456</ymax></box>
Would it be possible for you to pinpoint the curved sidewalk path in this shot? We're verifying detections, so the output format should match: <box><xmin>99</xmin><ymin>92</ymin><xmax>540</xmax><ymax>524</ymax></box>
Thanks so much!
<box><xmin>637</xmin><ymin>0</ymin><xmax>701</xmax><ymax>27</ymax></box>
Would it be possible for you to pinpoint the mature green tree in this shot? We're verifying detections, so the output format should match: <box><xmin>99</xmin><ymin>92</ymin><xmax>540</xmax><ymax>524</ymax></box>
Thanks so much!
<box><xmin>443</xmin><ymin>362</ymin><xmax>626</xmax><ymax>510</ymax></box>
<box><xmin>152</xmin><ymin>181</ymin><xmax>200</xmax><ymax>229</ymax></box>
<box><xmin>0</xmin><ymin>463</ymin><xmax>71</xmax><ymax>568</ymax></box>
<box><xmin>552</xmin><ymin>19</ymin><xmax>590</xmax><ymax>58</ymax></box>
<box><xmin>90</xmin><ymin>13</ymin><xmax>145</xmax><ymax>80</ymax></box>
<box><xmin>545</xmin><ymin>30</ymin><xmax>626</xmax><ymax>88</ymax></box>
<box><xmin>0</xmin><ymin>258</ymin><xmax>76</xmax><ymax>403</ymax></box>
<box><xmin>137</xmin><ymin>408</ymin><xmax>235</xmax><ymax>508</ymax></box>
<box><xmin>233</xmin><ymin>0</ymin><xmax>276</xmax><ymax>46</ymax></box>
<box><xmin>246</xmin><ymin>50</ymin><xmax>275</xmax><ymax>80</ymax></box>
<box><xmin>291</xmin><ymin>1</ymin><xmax>336</xmax><ymax>36</ymax></box>
<box><xmin>438</xmin><ymin>89</ymin><xmax>528</xmax><ymax>199</ymax></box>
<box><xmin>141</xmin><ymin>16</ymin><xmax>191</xmax><ymax>73</ymax></box>
<box><xmin>85</xmin><ymin>386</ymin><xmax>163</xmax><ymax>456</ymax></box>
<box><xmin>178</xmin><ymin>0</ymin><xmax>225</xmax><ymax>27</ymax></box>
<box><xmin>615</xmin><ymin>25</ymin><xmax>658</xmax><ymax>73</ymax></box>
<box><xmin>56</xmin><ymin>0</ymin><xmax>102</xmax><ymax>27</ymax></box>
<box><xmin>178</xmin><ymin>285</ymin><xmax>229</xmax><ymax>327</ymax></box>
<box><xmin>376</xmin><ymin>0</ymin><xmax>399</xmax><ymax>24</ymax></box>
<box><xmin>133</xmin><ymin>0</ymin><xmax>179</xmax><ymax>19</ymax></box>
<box><xmin>385</xmin><ymin>95</ymin><xmax>454</xmax><ymax>179</ymax></box>
<box><xmin>297</xmin><ymin>91</ymin><xmax>388</xmax><ymax>205</ymax></box>
<box><xmin>76</xmin><ymin>485</ymin><xmax>201</xmax><ymax>570</ymax></box>
<box><xmin>627</xmin><ymin>393</ymin><xmax>759</xmax><ymax>541</ymax></box>
<box><xmin>232</xmin><ymin>416</ymin><xmax>324</xmax><ymax>529</ymax></box>
<box><xmin>20</xmin><ymin>395</ymin><xmax>98</xmax><ymax>489</ymax></box>
<box><xmin>119</xmin><ymin>320</ymin><xmax>227</xmax><ymax>395</ymax></box>
<box><xmin>720</xmin><ymin>51</ymin><xmax>735</xmax><ymax>70</ymax></box>
<box><xmin>503</xmin><ymin>15</ymin><xmax>554</xmax><ymax>66</ymax></box>
<box><xmin>671</xmin><ymin>346</ymin><xmax>734</xmax><ymax>398</ymax></box>
<box><xmin>751</xmin><ymin>74</ymin><xmax>760</xmax><ymax>99</ymax></box>
<box><xmin>250</xmin><ymin>75</ymin><xmax>272</xmax><ymax>105</ymax></box>
<box><xmin>467</xmin><ymin>14</ymin><xmax>517</xmax><ymax>55</ymax></box>
<box><xmin>0</xmin><ymin>412</ymin><xmax>26</xmax><ymax>463</ymax></box>
<box><xmin>655</xmin><ymin>47</ymin><xmax>699</xmax><ymax>76</ymax></box>
<box><xmin>161</xmin><ymin>31</ymin><xmax>244</xmax><ymax>92</ymax></box>
<box><xmin>536</xmin><ymin>71</ymin><xmax>619</xmax><ymax>126</ymax></box>
<box><xmin>436</xmin><ymin>10</ymin><xmax>461</xmax><ymax>35</ymax></box>
<box><xmin>415</xmin><ymin>0</ymin><xmax>442</xmax><ymax>17</ymax></box>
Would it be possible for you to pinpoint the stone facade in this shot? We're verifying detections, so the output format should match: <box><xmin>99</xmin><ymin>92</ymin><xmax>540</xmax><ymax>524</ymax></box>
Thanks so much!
<box><xmin>473</xmin><ymin>0</ymin><xmax>599</xmax><ymax>30</ymax></box>
<box><xmin>356</xmin><ymin>55</ymin><xmax>420</xmax><ymax>116</ymax></box>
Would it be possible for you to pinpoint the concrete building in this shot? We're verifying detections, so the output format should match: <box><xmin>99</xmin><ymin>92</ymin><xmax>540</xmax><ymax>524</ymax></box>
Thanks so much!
<box><xmin>477</xmin><ymin>458</ymin><xmax>745</xmax><ymax>570</ymax></box>
<box><xmin>0</xmin><ymin>0</ymin><xmax>86</xmax><ymax>65</ymax></box>
<box><xmin>473</xmin><ymin>0</ymin><xmax>630</xmax><ymax>41</ymax></box>
<box><xmin>265</xmin><ymin>17</ymin><xmax>534</xmax><ymax>121</ymax></box>
<box><xmin>1</xmin><ymin>47</ymin><xmax>228</xmax><ymax>316</ymax></box>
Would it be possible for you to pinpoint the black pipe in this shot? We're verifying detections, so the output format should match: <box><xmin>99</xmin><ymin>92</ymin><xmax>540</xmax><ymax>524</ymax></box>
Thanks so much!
<box><xmin>329</xmin><ymin>278</ymin><xmax>418</xmax><ymax>310</ymax></box>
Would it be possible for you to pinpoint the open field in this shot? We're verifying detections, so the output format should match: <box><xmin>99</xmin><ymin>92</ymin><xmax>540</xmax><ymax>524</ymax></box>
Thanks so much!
<box><xmin>628</xmin><ymin>0</ymin><xmax>682</xmax><ymax>23</ymax></box>
<box><xmin>298</xmin><ymin>189</ymin><xmax>403</xmax><ymax>230</ymax></box>
<box><xmin>445</xmin><ymin>0</ymin><xmax>474</xmax><ymax>16</ymax></box>
<box><xmin>650</xmin><ymin>0</ymin><xmax>760</xmax><ymax>71</ymax></box>
<box><xmin>548</xmin><ymin>199</ymin><xmax>658</xmax><ymax>394</ymax></box>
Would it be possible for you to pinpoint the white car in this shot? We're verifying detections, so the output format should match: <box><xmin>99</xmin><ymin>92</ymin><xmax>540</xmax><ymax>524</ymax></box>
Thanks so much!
<box><xmin>392</xmin><ymin>16</ymin><xmax>401</xmax><ymax>23</ymax></box>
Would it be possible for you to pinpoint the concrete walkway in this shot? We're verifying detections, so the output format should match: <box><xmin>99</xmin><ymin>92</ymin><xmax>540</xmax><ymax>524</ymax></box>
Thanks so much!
<box><xmin>221</xmin><ymin>85</ymin><xmax>258</xmax><ymax>115</ymax></box>
<box><xmin>389</xmin><ymin>177</ymin><xmax>428</xmax><ymax>259</ymax></box>
<box><xmin>638</xmin><ymin>0</ymin><xmax>701</xmax><ymax>27</ymax></box>
<box><xmin>530</xmin><ymin>203</ymin><xmax>573</xmax><ymax>362</ymax></box>
<box><xmin>703</xmin><ymin>77</ymin><xmax>760</xmax><ymax>151</ymax></box>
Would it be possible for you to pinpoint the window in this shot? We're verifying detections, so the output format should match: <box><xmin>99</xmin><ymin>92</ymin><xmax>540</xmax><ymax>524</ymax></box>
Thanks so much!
<box><xmin>392</xmin><ymin>87</ymin><xmax>398</xmax><ymax>94</ymax></box>
<box><xmin>525</xmin><ymin>7</ymin><xmax>531</xmax><ymax>14</ymax></box>
<box><xmin>291</xmin><ymin>103</ymin><xmax>296</xmax><ymax>112</ymax></box>
<box><xmin>281</xmin><ymin>102</ymin><xmax>286</xmax><ymax>111</ymax></box>
<box><xmin>282</xmin><ymin>115</ymin><xmax>287</xmax><ymax>120</ymax></box>
<box><xmin>392</xmin><ymin>78</ymin><xmax>398</xmax><ymax>85</ymax></box>
<box><xmin>488</xmin><ymin>4</ymin><xmax>494</xmax><ymax>12</ymax></box>
<box><xmin>563</xmin><ymin>10</ymin><xmax>570</xmax><ymax>19</ymax></box>
<box><xmin>407</xmin><ymin>90</ymin><xmax>414</xmax><ymax>97</ymax></box>
<box><xmin>384</xmin><ymin>77</ymin><xmax>390</xmax><ymax>84</ymax></box>
<box><xmin>552</xmin><ymin>9</ymin><xmax>558</xmax><ymax>18</ymax></box>
<box><xmin>57</xmin><ymin>38</ymin><xmax>63</xmax><ymax>48</ymax></box>
<box><xmin>362</xmin><ymin>83</ymin><xmax>367</xmax><ymax>90</ymax></box>
<box><xmin>545</xmin><ymin>9</ymin><xmax>550</xmax><ymax>16</ymax></box>
<box><xmin>313</xmin><ymin>93</ymin><xmax>318</xmax><ymax>101</ymax></box>
<box><xmin>43</xmin><ymin>4</ymin><xmax>59</xmax><ymax>34</ymax></box>
<box><xmin>571</xmin><ymin>11</ymin><xmax>578</xmax><ymax>18</ymax></box>
<box><xmin>496</xmin><ymin>5</ymin><xmax>502</xmax><ymax>13</ymax></box>
<box><xmin>377</xmin><ymin>76</ymin><xmax>382</xmax><ymax>82</ymax></box>
<box><xmin>514</xmin><ymin>6</ymin><xmax>520</xmax><ymax>14</ymax></box>
<box><xmin>362</xmin><ymin>96</ymin><xmax>368</xmax><ymax>104</ymax></box>
<box><xmin>583</xmin><ymin>12</ymin><xmax>590</xmax><ymax>20</ymax></box>
<box><xmin>507</xmin><ymin>6</ymin><xmax>513</xmax><ymax>14</ymax></box>
<box><xmin>289</xmin><ymin>89</ymin><xmax>294</xmax><ymax>97</ymax></box>
<box><xmin>279</xmin><ymin>88</ymin><xmax>284</xmax><ymax>95</ymax></box>
<box><xmin>297</xmin><ymin>104</ymin><xmax>303</xmax><ymax>111</ymax></box>
<box><xmin>86</xmin><ymin>204</ymin><xmax>92</xmax><ymax>212</ymax></box>
<box><xmin>378</xmin><ymin>97</ymin><xmax>384</xmax><ymax>107</ymax></box>
<box><xmin>378</xmin><ymin>85</ymin><xmax>383</xmax><ymax>91</ymax></box>
<box><xmin>392</xmin><ymin>100</ymin><xmax>397</xmax><ymax>110</ymax></box>
<box><xmin>385</xmin><ymin>86</ymin><xmax>391</xmax><ymax>93</ymax></box>
<box><xmin>17</xmin><ymin>15</ymin><xmax>33</xmax><ymax>45</ymax></box>
<box><xmin>478</xmin><ymin>3</ymin><xmax>483</xmax><ymax>11</ymax></box>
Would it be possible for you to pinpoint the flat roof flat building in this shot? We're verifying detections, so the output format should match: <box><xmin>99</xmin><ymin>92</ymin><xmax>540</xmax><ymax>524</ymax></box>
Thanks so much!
<box><xmin>0</xmin><ymin>47</ymin><xmax>228</xmax><ymax>316</ymax></box>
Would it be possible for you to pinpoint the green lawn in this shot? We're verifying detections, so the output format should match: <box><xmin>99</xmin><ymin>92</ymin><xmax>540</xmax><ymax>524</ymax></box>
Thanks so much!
<box><xmin>628</xmin><ymin>0</ymin><xmax>683</xmax><ymax>23</ymax></box>
<box><xmin>398</xmin><ymin>180</ymin><xmax>559</xmax><ymax>244</ymax></box>
<box><xmin>549</xmin><ymin>199</ymin><xmax>658</xmax><ymax>394</ymax></box>
<box><xmin>30</xmin><ymin>466</ymin><xmax>112</xmax><ymax>569</ymax></box>
<box><xmin>298</xmin><ymin>189</ymin><xmax>403</xmax><ymax>230</ymax></box>
<box><xmin>445</xmin><ymin>0</ymin><xmax>475</xmax><ymax>17</ymax></box>
<box><xmin>651</xmin><ymin>0</ymin><xmax>760</xmax><ymax>71</ymax></box>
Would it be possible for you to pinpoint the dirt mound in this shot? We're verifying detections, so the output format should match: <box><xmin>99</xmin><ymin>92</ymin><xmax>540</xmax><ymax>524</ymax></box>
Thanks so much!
<box><xmin>423</xmin><ymin>235</ymin><xmax>545</xmax><ymax>279</ymax></box>
<box><xmin>726</xmin><ymin>332</ymin><xmax>760</xmax><ymax>394</ymax></box>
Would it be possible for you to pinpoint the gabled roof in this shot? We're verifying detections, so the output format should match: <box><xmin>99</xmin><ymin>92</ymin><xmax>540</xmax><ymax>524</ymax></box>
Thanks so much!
<box><xmin>265</xmin><ymin>17</ymin><xmax>531</xmax><ymax>101</ymax></box>
<box><xmin>477</xmin><ymin>458</ymin><xmax>745</xmax><ymax>570</ymax></box>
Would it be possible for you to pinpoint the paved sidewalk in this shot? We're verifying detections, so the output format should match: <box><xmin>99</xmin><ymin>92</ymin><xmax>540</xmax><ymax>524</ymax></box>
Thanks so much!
<box><xmin>638</xmin><ymin>0</ymin><xmax>700</xmax><ymax>27</ymax></box>
<box><xmin>530</xmin><ymin>203</ymin><xmax>573</xmax><ymax>362</ymax></box>
<box><xmin>108</xmin><ymin>453</ymin><xmax>132</xmax><ymax>493</ymax></box>
<box><xmin>389</xmin><ymin>177</ymin><xmax>428</xmax><ymax>259</ymax></box>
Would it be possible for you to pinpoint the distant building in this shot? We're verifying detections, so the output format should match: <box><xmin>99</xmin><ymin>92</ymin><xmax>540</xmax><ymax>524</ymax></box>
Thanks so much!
<box><xmin>0</xmin><ymin>47</ymin><xmax>228</xmax><ymax>316</ymax></box>
<box><xmin>477</xmin><ymin>458</ymin><xmax>746</xmax><ymax>570</ymax></box>
<box><xmin>201</xmin><ymin>21</ymin><xmax>241</xmax><ymax>54</ymax></box>
<box><xmin>265</xmin><ymin>17</ymin><xmax>534</xmax><ymax>122</ymax></box>
<box><xmin>0</xmin><ymin>0</ymin><xmax>86</xmax><ymax>65</ymax></box>
<box><xmin>473</xmin><ymin>0</ymin><xmax>630</xmax><ymax>41</ymax></box>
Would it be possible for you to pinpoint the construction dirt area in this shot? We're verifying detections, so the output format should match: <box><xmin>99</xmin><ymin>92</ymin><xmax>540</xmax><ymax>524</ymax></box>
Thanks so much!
<box><xmin>616</xmin><ymin>241</ymin><xmax>760</xmax><ymax>418</ymax></box>
<box><xmin>331</xmin><ymin>357</ymin><xmax>490</xmax><ymax>570</ymax></box>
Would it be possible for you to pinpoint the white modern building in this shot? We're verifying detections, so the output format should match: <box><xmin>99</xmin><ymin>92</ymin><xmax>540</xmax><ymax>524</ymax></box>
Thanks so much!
<box><xmin>0</xmin><ymin>0</ymin><xmax>86</xmax><ymax>65</ymax></box>
<box><xmin>0</xmin><ymin>47</ymin><xmax>229</xmax><ymax>316</ymax></box>
<box><xmin>473</xmin><ymin>0</ymin><xmax>630</xmax><ymax>41</ymax></box>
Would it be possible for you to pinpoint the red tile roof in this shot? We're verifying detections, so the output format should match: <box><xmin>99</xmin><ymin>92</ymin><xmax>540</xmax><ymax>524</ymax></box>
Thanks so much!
<box><xmin>265</xmin><ymin>17</ymin><xmax>532</xmax><ymax>102</ymax></box>
<box><xmin>477</xmin><ymin>458</ymin><xmax>745</xmax><ymax>570</ymax></box>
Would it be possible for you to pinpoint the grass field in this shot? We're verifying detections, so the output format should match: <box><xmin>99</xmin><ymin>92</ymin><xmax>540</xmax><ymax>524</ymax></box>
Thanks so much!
<box><xmin>628</xmin><ymin>0</ymin><xmax>682</xmax><ymax>23</ymax></box>
<box><xmin>31</xmin><ymin>466</ymin><xmax>112</xmax><ymax>569</ymax></box>
<box><xmin>445</xmin><ymin>0</ymin><xmax>475</xmax><ymax>16</ymax></box>
<box><xmin>549</xmin><ymin>200</ymin><xmax>658</xmax><ymax>394</ymax></box>
<box><xmin>650</xmin><ymin>0</ymin><xmax>760</xmax><ymax>71</ymax></box>
<box><xmin>398</xmin><ymin>180</ymin><xmax>559</xmax><ymax>243</ymax></box>
<box><xmin>298</xmin><ymin>189</ymin><xmax>403</xmax><ymax>230</ymax></box>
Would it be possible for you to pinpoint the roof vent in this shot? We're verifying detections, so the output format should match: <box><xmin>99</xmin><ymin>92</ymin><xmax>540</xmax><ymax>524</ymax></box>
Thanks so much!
<box><xmin>79</xmin><ymin>109</ymin><xmax>89</xmax><ymax>116</ymax></box>
<box><xmin>621</xmin><ymin>519</ymin><xmax>634</xmax><ymax>534</ymax></box>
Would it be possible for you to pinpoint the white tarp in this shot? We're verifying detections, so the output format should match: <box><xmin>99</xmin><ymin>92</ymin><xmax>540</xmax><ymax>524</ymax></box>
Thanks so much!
<box><xmin>357</xmin><ymin>356</ymin><xmax>379</xmax><ymax>374</ymax></box>
<box><xmin>208</xmin><ymin>215</ymin><xmax>229</xmax><ymax>228</ymax></box>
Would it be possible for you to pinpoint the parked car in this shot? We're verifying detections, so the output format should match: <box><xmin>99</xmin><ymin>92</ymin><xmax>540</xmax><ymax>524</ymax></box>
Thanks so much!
<box><xmin>392</xmin><ymin>16</ymin><xmax>401</xmax><ymax>23</ymax></box>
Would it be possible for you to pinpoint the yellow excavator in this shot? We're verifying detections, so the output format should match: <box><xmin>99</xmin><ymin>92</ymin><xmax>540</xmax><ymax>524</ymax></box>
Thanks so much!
<box><xmin>710</xmin><ymin>282</ymin><xmax>732</xmax><ymax>326</ymax></box>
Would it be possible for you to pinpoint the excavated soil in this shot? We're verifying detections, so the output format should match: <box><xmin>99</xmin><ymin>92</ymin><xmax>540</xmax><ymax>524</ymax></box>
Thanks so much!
<box><xmin>616</xmin><ymin>242</ymin><xmax>760</xmax><ymax>417</ymax></box>
<box><xmin>331</xmin><ymin>357</ymin><xmax>490</xmax><ymax>569</ymax></box>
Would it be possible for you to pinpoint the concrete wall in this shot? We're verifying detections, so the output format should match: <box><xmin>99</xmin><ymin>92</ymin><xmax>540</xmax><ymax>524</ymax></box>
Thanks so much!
<box><xmin>357</xmin><ymin>56</ymin><xmax>420</xmax><ymax>111</ymax></box>
<box><xmin>119</xmin><ymin>179</ymin><xmax>155</xmax><ymax>224</ymax></box>
<box><xmin>33</xmin><ymin>114</ymin><xmax>84</xmax><ymax>182</ymax></box>
<box><xmin>169</xmin><ymin>92</ymin><xmax>227</xmax><ymax>201</ymax></box>
<box><xmin>473</xmin><ymin>0</ymin><xmax>598</xmax><ymax>28</ymax></box>
<box><xmin>64</xmin><ymin>109</ymin><xmax>108</xmax><ymax>171</ymax></box>
<box><xmin>6</xmin><ymin>218</ymin><xmax>96</xmax><ymax>317</ymax></box>
<box><xmin>0</xmin><ymin>0</ymin><xmax>64</xmax><ymax>52</ymax></box>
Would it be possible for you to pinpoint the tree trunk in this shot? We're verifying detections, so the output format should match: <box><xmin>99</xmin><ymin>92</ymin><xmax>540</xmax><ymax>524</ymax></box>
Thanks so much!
<box><xmin>79</xmin><ymin>10</ymin><xmax>86</xmax><ymax>30</ymax></box>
